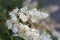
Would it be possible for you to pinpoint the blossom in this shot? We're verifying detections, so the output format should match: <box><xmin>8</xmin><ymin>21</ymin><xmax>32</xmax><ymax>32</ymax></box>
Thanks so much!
<box><xmin>12</xmin><ymin>24</ymin><xmax>18</xmax><ymax>33</ymax></box>
<box><xmin>9</xmin><ymin>8</ymin><xmax>19</xmax><ymax>15</ymax></box>
<box><xmin>6</xmin><ymin>6</ymin><xmax>52</xmax><ymax>40</ymax></box>
<box><xmin>19</xmin><ymin>13</ymin><xmax>29</xmax><ymax>22</ymax></box>
<box><xmin>6</xmin><ymin>20</ymin><xmax>12</xmax><ymax>29</ymax></box>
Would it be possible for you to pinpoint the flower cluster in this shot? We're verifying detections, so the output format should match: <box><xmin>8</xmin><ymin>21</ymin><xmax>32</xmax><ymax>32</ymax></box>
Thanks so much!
<box><xmin>6</xmin><ymin>6</ymin><xmax>52</xmax><ymax>40</ymax></box>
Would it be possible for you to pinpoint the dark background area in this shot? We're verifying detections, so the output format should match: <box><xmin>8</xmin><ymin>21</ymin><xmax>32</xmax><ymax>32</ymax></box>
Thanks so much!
<box><xmin>38</xmin><ymin>0</ymin><xmax>60</xmax><ymax>23</ymax></box>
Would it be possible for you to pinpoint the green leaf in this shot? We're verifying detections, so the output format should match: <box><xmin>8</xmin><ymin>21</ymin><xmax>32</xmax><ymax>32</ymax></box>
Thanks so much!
<box><xmin>13</xmin><ymin>36</ymin><xmax>24</xmax><ymax>40</ymax></box>
<box><xmin>0</xmin><ymin>5</ymin><xmax>4</xmax><ymax>15</ymax></box>
<box><xmin>37</xmin><ymin>3</ymin><xmax>44</xmax><ymax>9</ymax></box>
<box><xmin>1</xmin><ymin>33</ymin><xmax>11</xmax><ymax>40</ymax></box>
<box><xmin>46</xmin><ymin>30</ymin><xmax>52</xmax><ymax>35</ymax></box>
<box><xmin>8</xmin><ymin>29</ymin><xmax>14</xmax><ymax>37</ymax></box>
<box><xmin>0</xmin><ymin>24</ymin><xmax>11</xmax><ymax>40</ymax></box>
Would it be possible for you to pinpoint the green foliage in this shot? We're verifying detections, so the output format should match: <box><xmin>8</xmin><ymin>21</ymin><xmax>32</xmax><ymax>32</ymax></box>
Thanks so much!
<box><xmin>13</xmin><ymin>36</ymin><xmax>24</xmax><ymax>40</ymax></box>
<box><xmin>0</xmin><ymin>0</ymin><xmax>24</xmax><ymax>40</ymax></box>
<box><xmin>46</xmin><ymin>30</ymin><xmax>52</xmax><ymax>35</ymax></box>
<box><xmin>0</xmin><ymin>24</ymin><xmax>24</xmax><ymax>40</ymax></box>
<box><xmin>37</xmin><ymin>3</ymin><xmax>44</xmax><ymax>9</ymax></box>
<box><xmin>0</xmin><ymin>5</ymin><xmax>4</xmax><ymax>14</ymax></box>
<box><xmin>0</xmin><ymin>24</ymin><xmax>11</xmax><ymax>40</ymax></box>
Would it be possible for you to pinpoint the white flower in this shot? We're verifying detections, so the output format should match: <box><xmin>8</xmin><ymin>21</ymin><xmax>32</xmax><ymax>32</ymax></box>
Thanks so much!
<box><xmin>31</xmin><ymin>16</ymin><xmax>38</xmax><ymax>23</ymax></box>
<box><xmin>6</xmin><ymin>6</ymin><xmax>52</xmax><ymax>40</ymax></box>
<box><xmin>11</xmin><ymin>14</ymin><xmax>17</xmax><ymax>22</ymax></box>
<box><xmin>19</xmin><ymin>13</ymin><xmax>29</xmax><ymax>22</ymax></box>
<box><xmin>40</xmin><ymin>31</ymin><xmax>52</xmax><ymax>40</ymax></box>
<box><xmin>42</xmin><ymin>35</ymin><xmax>52</xmax><ymax>40</ymax></box>
<box><xmin>40</xmin><ymin>12</ymin><xmax>49</xmax><ymax>19</ymax></box>
<box><xmin>19</xmin><ymin>23</ymin><xmax>30</xmax><ymax>32</ymax></box>
<box><xmin>6</xmin><ymin>20</ymin><xmax>12</xmax><ymax>29</ymax></box>
<box><xmin>9</xmin><ymin>8</ymin><xmax>19</xmax><ymax>15</ymax></box>
<box><xmin>28</xmin><ymin>8</ymin><xmax>49</xmax><ymax>23</ymax></box>
<box><xmin>20</xmin><ymin>6</ymin><xmax>28</xmax><ymax>13</ymax></box>
<box><xmin>25</xmin><ymin>28</ymin><xmax>40</xmax><ymax>40</ymax></box>
<box><xmin>12</xmin><ymin>24</ymin><xmax>18</xmax><ymax>33</ymax></box>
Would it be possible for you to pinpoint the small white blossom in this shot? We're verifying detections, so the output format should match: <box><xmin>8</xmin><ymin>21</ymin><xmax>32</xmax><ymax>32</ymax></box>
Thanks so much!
<box><xmin>20</xmin><ymin>6</ymin><xmax>28</xmax><ymax>13</ymax></box>
<box><xmin>19</xmin><ymin>13</ymin><xmax>29</xmax><ymax>22</ymax></box>
<box><xmin>6</xmin><ymin>20</ymin><xmax>12</xmax><ymax>29</ymax></box>
<box><xmin>6</xmin><ymin>6</ymin><xmax>52</xmax><ymax>40</ymax></box>
<box><xmin>11</xmin><ymin>15</ymin><xmax>17</xmax><ymax>22</ymax></box>
<box><xmin>18</xmin><ymin>23</ymin><xmax>30</xmax><ymax>32</ymax></box>
<box><xmin>12</xmin><ymin>24</ymin><xmax>18</xmax><ymax>33</ymax></box>
<box><xmin>9</xmin><ymin>8</ymin><xmax>19</xmax><ymax>15</ymax></box>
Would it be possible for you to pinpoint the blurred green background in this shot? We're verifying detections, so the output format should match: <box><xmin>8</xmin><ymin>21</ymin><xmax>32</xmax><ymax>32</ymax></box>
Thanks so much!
<box><xmin>0</xmin><ymin>0</ymin><xmax>25</xmax><ymax>40</ymax></box>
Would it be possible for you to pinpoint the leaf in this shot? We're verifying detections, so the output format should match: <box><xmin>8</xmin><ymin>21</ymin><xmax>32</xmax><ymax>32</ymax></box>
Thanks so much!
<box><xmin>37</xmin><ymin>3</ymin><xmax>44</xmax><ymax>9</ymax></box>
<box><xmin>0</xmin><ymin>5</ymin><xmax>4</xmax><ymax>15</ymax></box>
<box><xmin>51</xmin><ymin>36</ymin><xmax>58</xmax><ymax>40</ymax></box>
<box><xmin>1</xmin><ymin>33</ymin><xmax>11</xmax><ymax>40</ymax></box>
<box><xmin>46</xmin><ymin>30</ymin><xmax>52</xmax><ymax>35</ymax></box>
<box><xmin>12</xmin><ymin>36</ymin><xmax>24</xmax><ymax>40</ymax></box>
<box><xmin>8</xmin><ymin>29</ymin><xmax>14</xmax><ymax>37</ymax></box>
<box><xmin>0</xmin><ymin>24</ymin><xmax>11</xmax><ymax>40</ymax></box>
